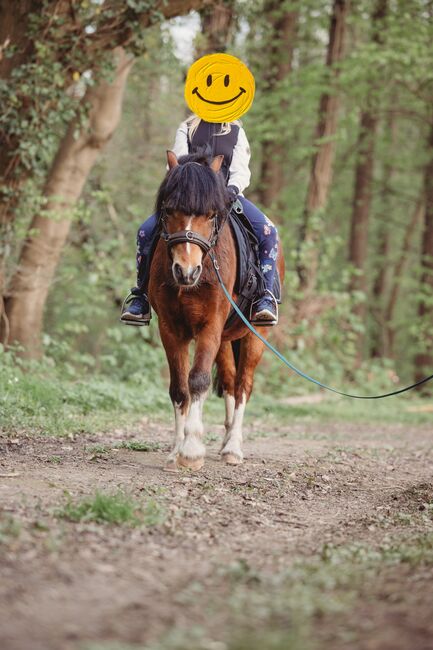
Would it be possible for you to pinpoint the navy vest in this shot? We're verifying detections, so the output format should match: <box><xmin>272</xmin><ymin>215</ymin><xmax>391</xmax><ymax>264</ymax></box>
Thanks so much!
<box><xmin>188</xmin><ymin>121</ymin><xmax>240</xmax><ymax>181</ymax></box>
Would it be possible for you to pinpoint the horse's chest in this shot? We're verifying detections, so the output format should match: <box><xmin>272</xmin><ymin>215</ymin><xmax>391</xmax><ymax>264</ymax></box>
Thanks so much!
<box><xmin>163</xmin><ymin>290</ymin><xmax>213</xmax><ymax>336</ymax></box>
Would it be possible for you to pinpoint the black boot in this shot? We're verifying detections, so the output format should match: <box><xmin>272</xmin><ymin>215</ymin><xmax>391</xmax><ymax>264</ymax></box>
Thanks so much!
<box><xmin>120</xmin><ymin>288</ymin><xmax>152</xmax><ymax>326</ymax></box>
<box><xmin>250</xmin><ymin>291</ymin><xmax>278</xmax><ymax>326</ymax></box>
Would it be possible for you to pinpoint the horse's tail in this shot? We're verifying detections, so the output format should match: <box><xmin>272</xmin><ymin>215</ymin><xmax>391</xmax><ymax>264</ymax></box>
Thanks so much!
<box><xmin>213</xmin><ymin>339</ymin><xmax>241</xmax><ymax>398</ymax></box>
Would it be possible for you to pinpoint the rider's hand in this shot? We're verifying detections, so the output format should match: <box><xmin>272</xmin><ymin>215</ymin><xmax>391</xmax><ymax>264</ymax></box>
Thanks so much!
<box><xmin>227</xmin><ymin>185</ymin><xmax>239</xmax><ymax>204</ymax></box>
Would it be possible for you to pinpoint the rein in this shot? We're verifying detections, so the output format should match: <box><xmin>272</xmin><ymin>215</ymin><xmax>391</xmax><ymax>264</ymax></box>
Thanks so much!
<box><xmin>208</xmin><ymin>252</ymin><xmax>433</xmax><ymax>400</ymax></box>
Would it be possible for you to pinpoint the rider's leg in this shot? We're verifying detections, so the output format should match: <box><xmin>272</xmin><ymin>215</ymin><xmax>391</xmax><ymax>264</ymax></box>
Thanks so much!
<box><xmin>237</xmin><ymin>196</ymin><xmax>279</xmax><ymax>325</ymax></box>
<box><xmin>120</xmin><ymin>214</ymin><xmax>158</xmax><ymax>325</ymax></box>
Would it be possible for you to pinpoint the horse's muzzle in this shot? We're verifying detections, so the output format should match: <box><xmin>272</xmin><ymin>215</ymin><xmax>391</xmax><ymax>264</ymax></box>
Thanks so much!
<box><xmin>173</xmin><ymin>262</ymin><xmax>202</xmax><ymax>286</ymax></box>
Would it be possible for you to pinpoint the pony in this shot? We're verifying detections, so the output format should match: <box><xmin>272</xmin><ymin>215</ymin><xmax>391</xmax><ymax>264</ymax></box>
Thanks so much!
<box><xmin>148</xmin><ymin>150</ymin><xmax>285</xmax><ymax>470</ymax></box>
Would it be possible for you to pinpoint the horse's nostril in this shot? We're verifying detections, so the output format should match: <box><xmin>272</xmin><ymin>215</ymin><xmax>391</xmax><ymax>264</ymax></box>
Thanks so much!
<box><xmin>192</xmin><ymin>264</ymin><xmax>202</xmax><ymax>281</ymax></box>
<box><xmin>173</xmin><ymin>263</ymin><xmax>183</xmax><ymax>280</ymax></box>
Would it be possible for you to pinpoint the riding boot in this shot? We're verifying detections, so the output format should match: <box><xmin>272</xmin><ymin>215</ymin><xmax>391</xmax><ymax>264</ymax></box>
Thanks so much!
<box><xmin>250</xmin><ymin>290</ymin><xmax>278</xmax><ymax>326</ymax></box>
<box><xmin>120</xmin><ymin>236</ymin><xmax>156</xmax><ymax>325</ymax></box>
<box><xmin>120</xmin><ymin>287</ymin><xmax>152</xmax><ymax>326</ymax></box>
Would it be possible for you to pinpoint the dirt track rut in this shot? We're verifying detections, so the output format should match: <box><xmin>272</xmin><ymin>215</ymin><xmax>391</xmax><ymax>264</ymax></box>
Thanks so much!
<box><xmin>1</xmin><ymin>415</ymin><xmax>433</xmax><ymax>649</ymax></box>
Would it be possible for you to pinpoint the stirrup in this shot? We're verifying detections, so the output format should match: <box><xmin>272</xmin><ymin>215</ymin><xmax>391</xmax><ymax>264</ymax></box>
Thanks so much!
<box><xmin>250</xmin><ymin>290</ymin><xmax>279</xmax><ymax>327</ymax></box>
<box><xmin>120</xmin><ymin>290</ymin><xmax>151</xmax><ymax>326</ymax></box>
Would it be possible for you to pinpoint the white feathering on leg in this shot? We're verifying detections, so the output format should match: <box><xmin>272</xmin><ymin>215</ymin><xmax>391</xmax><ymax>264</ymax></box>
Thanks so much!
<box><xmin>221</xmin><ymin>392</ymin><xmax>246</xmax><ymax>461</ymax></box>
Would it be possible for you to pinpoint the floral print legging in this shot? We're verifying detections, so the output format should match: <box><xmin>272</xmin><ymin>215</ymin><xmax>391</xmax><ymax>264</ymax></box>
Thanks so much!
<box><xmin>136</xmin><ymin>196</ymin><xmax>278</xmax><ymax>294</ymax></box>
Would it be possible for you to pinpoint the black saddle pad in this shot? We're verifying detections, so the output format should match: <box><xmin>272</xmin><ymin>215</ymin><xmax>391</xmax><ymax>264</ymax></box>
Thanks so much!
<box><xmin>224</xmin><ymin>201</ymin><xmax>281</xmax><ymax>330</ymax></box>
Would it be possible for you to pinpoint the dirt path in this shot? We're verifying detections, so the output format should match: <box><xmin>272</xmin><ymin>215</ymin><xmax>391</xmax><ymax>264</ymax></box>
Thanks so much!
<box><xmin>1</xmin><ymin>415</ymin><xmax>433</xmax><ymax>650</ymax></box>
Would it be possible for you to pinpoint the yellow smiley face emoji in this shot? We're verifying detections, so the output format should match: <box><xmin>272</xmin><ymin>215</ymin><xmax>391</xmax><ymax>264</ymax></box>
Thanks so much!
<box><xmin>184</xmin><ymin>53</ymin><xmax>255</xmax><ymax>123</ymax></box>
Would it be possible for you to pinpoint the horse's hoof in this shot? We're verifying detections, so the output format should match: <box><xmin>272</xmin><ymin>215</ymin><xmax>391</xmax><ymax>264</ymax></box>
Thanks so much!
<box><xmin>222</xmin><ymin>452</ymin><xmax>243</xmax><ymax>466</ymax></box>
<box><xmin>164</xmin><ymin>460</ymin><xmax>179</xmax><ymax>473</ymax></box>
<box><xmin>177</xmin><ymin>455</ymin><xmax>204</xmax><ymax>471</ymax></box>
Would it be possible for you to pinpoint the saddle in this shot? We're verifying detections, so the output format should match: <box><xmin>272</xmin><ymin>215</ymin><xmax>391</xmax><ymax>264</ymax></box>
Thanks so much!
<box><xmin>224</xmin><ymin>199</ymin><xmax>281</xmax><ymax>330</ymax></box>
<box><xmin>137</xmin><ymin>200</ymin><xmax>281</xmax><ymax>327</ymax></box>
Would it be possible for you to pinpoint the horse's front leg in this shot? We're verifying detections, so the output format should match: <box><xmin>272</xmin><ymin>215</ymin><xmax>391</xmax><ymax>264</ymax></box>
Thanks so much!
<box><xmin>178</xmin><ymin>326</ymin><xmax>222</xmax><ymax>470</ymax></box>
<box><xmin>215</xmin><ymin>341</ymin><xmax>236</xmax><ymax>447</ymax></box>
<box><xmin>221</xmin><ymin>332</ymin><xmax>265</xmax><ymax>465</ymax></box>
<box><xmin>160</xmin><ymin>328</ymin><xmax>190</xmax><ymax>470</ymax></box>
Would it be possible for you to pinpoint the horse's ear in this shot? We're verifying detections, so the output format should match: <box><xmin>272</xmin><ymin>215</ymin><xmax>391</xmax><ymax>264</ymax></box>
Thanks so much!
<box><xmin>166</xmin><ymin>150</ymin><xmax>178</xmax><ymax>169</ymax></box>
<box><xmin>210</xmin><ymin>155</ymin><xmax>224</xmax><ymax>173</ymax></box>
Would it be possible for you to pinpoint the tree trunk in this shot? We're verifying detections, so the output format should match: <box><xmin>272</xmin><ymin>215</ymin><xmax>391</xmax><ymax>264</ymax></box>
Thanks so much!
<box><xmin>348</xmin><ymin>109</ymin><xmax>378</xmax><ymax>293</ymax></box>
<box><xmin>0</xmin><ymin>0</ymin><xmax>211</xmax><ymax>310</ymax></box>
<box><xmin>195</xmin><ymin>0</ymin><xmax>235</xmax><ymax>56</ymax></box>
<box><xmin>414</xmin><ymin>121</ymin><xmax>433</xmax><ymax>386</ymax></box>
<box><xmin>370</xmin><ymin>104</ymin><xmax>397</xmax><ymax>358</ymax></box>
<box><xmin>3</xmin><ymin>48</ymin><xmax>133</xmax><ymax>356</ymax></box>
<box><xmin>347</xmin><ymin>0</ymin><xmax>387</xmax><ymax>364</ymax></box>
<box><xmin>0</xmin><ymin>0</ymin><xmax>44</xmax><ymax>297</ymax></box>
<box><xmin>258</xmin><ymin>3</ymin><xmax>298</xmax><ymax>210</ymax></box>
<box><xmin>296</xmin><ymin>0</ymin><xmax>349</xmax><ymax>293</ymax></box>
<box><xmin>384</xmin><ymin>198</ymin><xmax>424</xmax><ymax>358</ymax></box>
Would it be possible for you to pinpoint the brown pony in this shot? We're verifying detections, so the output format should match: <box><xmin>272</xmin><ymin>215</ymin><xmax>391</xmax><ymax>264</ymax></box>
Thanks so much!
<box><xmin>148</xmin><ymin>150</ymin><xmax>284</xmax><ymax>470</ymax></box>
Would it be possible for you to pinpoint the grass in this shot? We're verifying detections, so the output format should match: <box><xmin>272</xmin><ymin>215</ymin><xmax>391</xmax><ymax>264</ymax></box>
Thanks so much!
<box><xmin>115</xmin><ymin>440</ymin><xmax>161</xmax><ymax>452</ymax></box>
<box><xmin>0</xmin><ymin>351</ymin><xmax>168</xmax><ymax>437</ymax></box>
<box><xmin>2</xmin><ymin>343</ymin><xmax>432</xmax><ymax>441</ymax></box>
<box><xmin>56</xmin><ymin>490</ymin><xmax>166</xmax><ymax>527</ymax></box>
<box><xmin>0</xmin><ymin>516</ymin><xmax>21</xmax><ymax>544</ymax></box>
<box><xmin>85</xmin><ymin>441</ymin><xmax>162</xmax><ymax>458</ymax></box>
<box><xmin>239</xmin><ymin>391</ymin><xmax>433</xmax><ymax>427</ymax></box>
<box><xmin>47</xmin><ymin>455</ymin><xmax>62</xmax><ymax>464</ymax></box>
<box><xmin>86</xmin><ymin>444</ymin><xmax>112</xmax><ymax>456</ymax></box>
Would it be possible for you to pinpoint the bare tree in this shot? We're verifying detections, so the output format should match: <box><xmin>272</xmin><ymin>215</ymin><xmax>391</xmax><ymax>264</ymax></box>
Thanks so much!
<box><xmin>347</xmin><ymin>0</ymin><xmax>387</xmax><ymax>363</ymax></box>
<box><xmin>370</xmin><ymin>104</ymin><xmax>397</xmax><ymax>357</ymax></box>
<box><xmin>3</xmin><ymin>49</ymin><xmax>133</xmax><ymax>355</ymax></box>
<box><xmin>415</xmin><ymin>120</ymin><xmax>433</xmax><ymax>385</ymax></box>
<box><xmin>258</xmin><ymin>1</ymin><xmax>298</xmax><ymax>210</ymax></box>
<box><xmin>0</xmin><ymin>0</ymin><xmax>44</xmax><ymax>295</ymax></box>
<box><xmin>0</xmin><ymin>0</ymin><xmax>212</xmax><ymax>354</ymax></box>
<box><xmin>195</xmin><ymin>0</ymin><xmax>235</xmax><ymax>56</ymax></box>
<box><xmin>296</xmin><ymin>0</ymin><xmax>349</xmax><ymax>294</ymax></box>
<box><xmin>383</xmin><ymin>198</ymin><xmax>424</xmax><ymax>358</ymax></box>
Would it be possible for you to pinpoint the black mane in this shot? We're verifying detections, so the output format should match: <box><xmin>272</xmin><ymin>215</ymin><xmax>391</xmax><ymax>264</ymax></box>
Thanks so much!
<box><xmin>155</xmin><ymin>151</ymin><xmax>230</xmax><ymax>218</ymax></box>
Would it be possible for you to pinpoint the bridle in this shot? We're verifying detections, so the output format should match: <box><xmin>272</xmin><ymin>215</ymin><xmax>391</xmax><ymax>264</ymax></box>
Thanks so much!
<box><xmin>159</xmin><ymin>209</ymin><xmax>228</xmax><ymax>258</ymax></box>
<box><xmin>158</xmin><ymin>160</ymin><xmax>229</xmax><ymax>257</ymax></box>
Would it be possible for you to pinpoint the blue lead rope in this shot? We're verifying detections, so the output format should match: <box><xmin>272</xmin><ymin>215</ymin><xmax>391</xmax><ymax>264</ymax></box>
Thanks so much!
<box><xmin>209</xmin><ymin>253</ymin><xmax>433</xmax><ymax>400</ymax></box>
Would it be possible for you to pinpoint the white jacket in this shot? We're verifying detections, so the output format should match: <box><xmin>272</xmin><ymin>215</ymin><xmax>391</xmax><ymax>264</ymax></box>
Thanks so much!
<box><xmin>171</xmin><ymin>120</ymin><xmax>251</xmax><ymax>195</ymax></box>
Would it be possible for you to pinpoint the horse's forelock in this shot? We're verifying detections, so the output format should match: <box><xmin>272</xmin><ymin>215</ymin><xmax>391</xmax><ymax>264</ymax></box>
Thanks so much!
<box><xmin>155</xmin><ymin>154</ymin><xmax>229</xmax><ymax>218</ymax></box>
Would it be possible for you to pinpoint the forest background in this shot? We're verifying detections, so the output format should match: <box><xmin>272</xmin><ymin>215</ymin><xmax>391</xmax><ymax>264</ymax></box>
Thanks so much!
<box><xmin>1</xmin><ymin>0</ymin><xmax>433</xmax><ymax>435</ymax></box>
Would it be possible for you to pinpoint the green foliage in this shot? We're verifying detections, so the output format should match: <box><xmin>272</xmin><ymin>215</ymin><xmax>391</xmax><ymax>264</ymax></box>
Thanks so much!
<box><xmin>3</xmin><ymin>0</ymin><xmax>433</xmax><ymax>414</ymax></box>
<box><xmin>0</xmin><ymin>516</ymin><xmax>21</xmax><ymax>545</ymax></box>
<box><xmin>116</xmin><ymin>440</ymin><xmax>161</xmax><ymax>451</ymax></box>
<box><xmin>57</xmin><ymin>489</ymin><xmax>165</xmax><ymax>526</ymax></box>
<box><xmin>0</xmin><ymin>344</ymin><xmax>167</xmax><ymax>437</ymax></box>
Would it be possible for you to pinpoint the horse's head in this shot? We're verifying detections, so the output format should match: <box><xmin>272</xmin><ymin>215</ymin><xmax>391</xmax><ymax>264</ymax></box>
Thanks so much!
<box><xmin>156</xmin><ymin>150</ymin><xmax>229</xmax><ymax>287</ymax></box>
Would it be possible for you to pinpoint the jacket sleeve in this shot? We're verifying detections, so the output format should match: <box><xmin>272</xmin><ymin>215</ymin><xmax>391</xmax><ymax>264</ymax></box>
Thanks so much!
<box><xmin>228</xmin><ymin>127</ymin><xmax>251</xmax><ymax>195</ymax></box>
<box><xmin>171</xmin><ymin>120</ymin><xmax>189</xmax><ymax>159</ymax></box>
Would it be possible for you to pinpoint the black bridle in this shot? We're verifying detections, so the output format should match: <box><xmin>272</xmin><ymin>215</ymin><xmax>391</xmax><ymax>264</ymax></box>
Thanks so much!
<box><xmin>159</xmin><ymin>208</ymin><xmax>227</xmax><ymax>257</ymax></box>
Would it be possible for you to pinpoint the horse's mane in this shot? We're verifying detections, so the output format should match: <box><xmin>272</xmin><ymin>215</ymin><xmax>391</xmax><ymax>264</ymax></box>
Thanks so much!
<box><xmin>155</xmin><ymin>149</ymin><xmax>230</xmax><ymax>219</ymax></box>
